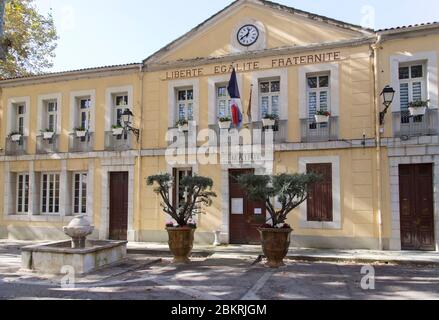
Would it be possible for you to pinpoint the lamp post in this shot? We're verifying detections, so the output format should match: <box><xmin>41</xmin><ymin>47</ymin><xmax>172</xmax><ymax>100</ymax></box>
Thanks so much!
<box><xmin>122</xmin><ymin>109</ymin><xmax>140</xmax><ymax>142</ymax></box>
<box><xmin>379</xmin><ymin>85</ymin><xmax>396</xmax><ymax>126</ymax></box>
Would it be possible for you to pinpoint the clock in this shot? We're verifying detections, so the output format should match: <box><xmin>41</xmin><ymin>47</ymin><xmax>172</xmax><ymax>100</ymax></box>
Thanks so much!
<box><xmin>237</xmin><ymin>24</ymin><xmax>259</xmax><ymax>47</ymax></box>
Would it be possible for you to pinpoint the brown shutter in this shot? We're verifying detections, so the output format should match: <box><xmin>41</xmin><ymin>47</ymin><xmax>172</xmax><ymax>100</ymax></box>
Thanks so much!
<box><xmin>307</xmin><ymin>163</ymin><xmax>333</xmax><ymax>222</ymax></box>
<box><xmin>172</xmin><ymin>168</ymin><xmax>177</xmax><ymax>209</ymax></box>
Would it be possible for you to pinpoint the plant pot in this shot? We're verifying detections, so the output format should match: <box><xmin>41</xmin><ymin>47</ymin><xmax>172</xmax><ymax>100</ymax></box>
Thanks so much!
<box><xmin>178</xmin><ymin>124</ymin><xmax>189</xmax><ymax>133</ymax></box>
<box><xmin>262</xmin><ymin>118</ymin><xmax>276</xmax><ymax>127</ymax></box>
<box><xmin>167</xmin><ymin>227</ymin><xmax>195</xmax><ymax>263</ymax></box>
<box><xmin>315</xmin><ymin>115</ymin><xmax>330</xmax><ymax>124</ymax></box>
<box><xmin>112</xmin><ymin>128</ymin><xmax>124</xmax><ymax>136</ymax></box>
<box><xmin>218</xmin><ymin>121</ymin><xmax>231</xmax><ymax>130</ymax></box>
<box><xmin>76</xmin><ymin>130</ymin><xmax>87</xmax><ymax>138</ymax></box>
<box><xmin>43</xmin><ymin>132</ymin><xmax>55</xmax><ymax>140</ymax></box>
<box><xmin>11</xmin><ymin>134</ymin><xmax>22</xmax><ymax>142</ymax></box>
<box><xmin>258</xmin><ymin>228</ymin><xmax>292</xmax><ymax>268</ymax></box>
<box><xmin>409</xmin><ymin>107</ymin><xmax>427</xmax><ymax>117</ymax></box>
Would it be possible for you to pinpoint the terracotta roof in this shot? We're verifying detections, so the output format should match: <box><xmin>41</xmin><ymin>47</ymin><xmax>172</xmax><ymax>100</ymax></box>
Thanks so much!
<box><xmin>0</xmin><ymin>63</ymin><xmax>141</xmax><ymax>82</ymax></box>
<box><xmin>376</xmin><ymin>22</ymin><xmax>439</xmax><ymax>33</ymax></box>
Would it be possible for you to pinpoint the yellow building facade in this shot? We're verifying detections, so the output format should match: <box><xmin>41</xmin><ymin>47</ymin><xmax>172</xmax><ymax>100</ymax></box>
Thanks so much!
<box><xmin>0</xmin><ymin>0</ymin><xmax>438</xmax><ymax>251</ymax></box>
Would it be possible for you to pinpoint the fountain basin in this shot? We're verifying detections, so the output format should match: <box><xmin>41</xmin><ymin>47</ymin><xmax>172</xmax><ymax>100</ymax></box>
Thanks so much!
<box><xmin>21</xmin><ymin>240</ymin><xmax>127</xmax><ymax>275</ymax></box>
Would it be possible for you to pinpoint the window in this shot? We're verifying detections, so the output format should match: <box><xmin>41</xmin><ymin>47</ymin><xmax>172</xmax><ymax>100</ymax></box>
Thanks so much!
<box><xmin>217</xmin><ymin>85</ymin><xmax>232</xmax><ymax>118</ymax></box>
<box><xmin>173</xmin><ymin>168</ymin><xmax>192</xmax><ymax>209</ymax></box>
<box><xmin>16</xmin><ymin>104</ymin><xmax>26</xmax><ymax>135</ymax></box>
<box><xmin>77</xmin><ymin>98</ymin><xmax>91</xmax><ymax>129</ymax></box>
<box><xmin>177</xmin><ymin>88</ymin><xmax>194</xmax><ymax>121</ymax></box>
<box><xmin>16</xmin><ymin>174</ymin><xmax>29</xmax><ymax>214</ymax></box>
<box><xmin>113</xmin><ymin>94</ymin><xmax>129</xmax><ymax>126</ymax></box>
<box><xmin>73</xmin><ymin>173</ymin><xmax>87</xmax><ymax>215</ymax></box>
<box><xmin>399</xmin><ymin>63</ymin><xmax>426</xmax><ymax>123</ymax></box>
<box><xmin>45</xmin><ymin>100</ymin><xmax>58</xmax><ymax>131</ymax></box>
<box><xmin>306</xmin><ymin>163</ymin><xmax>333</xmax><ymax>222</ymax></box>
<box><xmin>307</xmin><ymin>74</ymin><xmax>330</xmax><ymax>120</ymax></box>
<box><xmin>41</xmin><ymin>173</ymin><xmax>60</xmax><ymax>215</ymax></box>
<box><xmin>259</xmin><ymin>79</ymin><xmax>280</xmax><ymax>118</ymax></box>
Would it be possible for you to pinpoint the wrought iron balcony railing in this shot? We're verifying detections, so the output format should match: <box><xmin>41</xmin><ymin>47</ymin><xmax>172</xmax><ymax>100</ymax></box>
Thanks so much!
<box><xmin>5</xmin><ymin>136</ymin><xmax>28</xmax><ymax>156</ymax></box>
<box><xmin>105</xmin><ymin>131</ymin><xmax>133</xmax><ymax>152</ymax></box>
<box><xmin>36</xmin><ymin>135</ymin><xmax>60</xmax><ymax>154</ymax></box>
<box><xmin>69</xmin><ymin>133</ymin><xmax>94</xmax><ymax>153</ymax></box>
<box><xmin>393</xmin><ymin>109</ymin><xmax>438</xmax><ymax>138</ymax></box>
<box><xmin>300</xmin><ymin>116</ymin><xmax>339</xmax><ymax>143</ymax></box>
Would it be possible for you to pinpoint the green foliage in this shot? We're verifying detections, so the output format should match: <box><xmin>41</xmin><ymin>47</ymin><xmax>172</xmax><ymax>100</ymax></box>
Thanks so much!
<box><xmin>238</xmin><ymin>173</ymin><xmax>321</xmax><ymax>227</ymax></box>
<box><xmin>262</xmin><ymin>113</ymin><xmax>279</xmax><ymax>120</ymax></box>
<box><xmin>409</xmin><ymin>100</ymin><xmax>429</xmax><ymax>108</ymax></box>
<box><xmin>0</xmin><ymin>0</ymin><xmax>58</xmax><ymax>78</ymax></box>
<box><xmin>219</xmin><ymin>116</ymin><xmax>231</xmax><ymax>122</ymax></box>
<box><xmin>147</xmin><ymin>173</ymin><xmax>217</xmax><ymax>228</ymax></box>
<box><xmin>175</xmin><ymin>119</ymin><xmax>189</xmax><ymax>127</ymax></box>
<box><xmin>316</xmin><ymin>110</ymin><xmax>331</xmax><ymax>116</ymax></box>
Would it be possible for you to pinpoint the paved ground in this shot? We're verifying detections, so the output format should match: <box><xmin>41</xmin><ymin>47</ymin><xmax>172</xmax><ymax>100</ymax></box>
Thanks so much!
<box><xmin>0</xmin><ymin>242</ymin><xmax>438</xmax><ymax>300</ymax></box>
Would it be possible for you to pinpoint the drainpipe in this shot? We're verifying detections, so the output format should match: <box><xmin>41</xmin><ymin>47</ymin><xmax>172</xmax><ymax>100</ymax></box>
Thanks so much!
<box><xmin>372</xmin><ymin>34</ymin><xmax>384</xmax><ymax>251</ymax></box>
<box><xmin>135</xmin><ymin>64</ymin><xmax>145</xmax><ymax>242</ymax></box>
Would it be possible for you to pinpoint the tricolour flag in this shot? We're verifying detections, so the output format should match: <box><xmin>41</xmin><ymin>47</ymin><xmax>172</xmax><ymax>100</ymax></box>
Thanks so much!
<box><xmin>227</xmin><ymin>68</ymin><xmax>243</xmax><ymax>129</ymax></box>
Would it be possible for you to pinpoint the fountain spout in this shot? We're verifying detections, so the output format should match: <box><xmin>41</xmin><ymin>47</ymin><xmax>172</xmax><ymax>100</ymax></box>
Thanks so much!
<box><xmin>63</xmin><ymin>215</ymin><xmax>94</xmax><ymax>249</ymax></box>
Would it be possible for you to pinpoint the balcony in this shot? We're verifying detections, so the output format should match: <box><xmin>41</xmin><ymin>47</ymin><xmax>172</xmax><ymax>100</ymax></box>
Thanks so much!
<box><xmin>300</xmin><ymin>116</ymin><xmax>339</xmax><ymax>143</ymax></box>
<box><xmin>105</xmin><ymin>131</ymin><xmax>133</xmax><ymax>152</ymax></box>
<box><xmin>5</xmin><ymin>137</ymin><xmax>28</xmax><ymax>156</ymax></box>
<box><xmin>36</xmin><ymin>135</ymin><xmax>59</xmax><ymax>154</ymax></box>
<box><xmin>207</xmin><ymin>120</ymin><xmax>288</xmax><ymax>146</ymax></box>
<box><xmin>393</xmin><ymin>109</ymin><xmax>438</xmax><ymax>138</ymax></box>
<box><xmin>69</xmin><ymin>133</ymin><xmax>94</xmax><ymax>153</ymax></box>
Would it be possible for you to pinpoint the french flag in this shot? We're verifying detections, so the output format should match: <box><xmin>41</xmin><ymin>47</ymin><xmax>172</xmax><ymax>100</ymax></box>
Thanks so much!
<box><xmin>227</xmin><ymin>68</ymin><xmax>243</xmax><ymax>129</ymax></box>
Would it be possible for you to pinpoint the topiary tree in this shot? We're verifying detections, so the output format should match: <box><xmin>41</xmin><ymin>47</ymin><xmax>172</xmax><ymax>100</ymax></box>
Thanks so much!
<box><xmin>238</xmin><ymin>173</ymin><xmax>321</xmax><ymax>228</ymax></box>
<box><xmin>147</xmin><ymin>173</ymin><xmax>217</xmax><ymax>228</ymax></box>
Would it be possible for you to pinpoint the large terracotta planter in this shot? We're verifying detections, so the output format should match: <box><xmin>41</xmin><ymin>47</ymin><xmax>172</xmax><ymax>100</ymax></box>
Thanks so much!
<box><xmin>166</xmin><ymin>227</ymin><xmax>195</xmax><ymax>263</ymax></box>
<box><xmin>258</xmin><ymin>228</ymin><xmax>292</xmax><ymax>268</ymax></box>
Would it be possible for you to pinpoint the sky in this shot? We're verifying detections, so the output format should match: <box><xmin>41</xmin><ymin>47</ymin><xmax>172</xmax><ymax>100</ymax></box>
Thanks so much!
<box><xmin>33</xmin><ymin>0</ymin><xmax>439</xmax><ymax>72</ymax></box>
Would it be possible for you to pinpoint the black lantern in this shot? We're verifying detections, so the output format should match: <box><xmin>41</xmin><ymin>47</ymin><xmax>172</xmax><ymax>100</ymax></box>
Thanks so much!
<box><xmin>121</xmin><ymin>109</ymin><xmax>140</xmax><ymax>141</ymax></box>
<box><xmin>379</xmin><ymin>86</ymin><xmax>395</xmax><ymax>126</ymax></box>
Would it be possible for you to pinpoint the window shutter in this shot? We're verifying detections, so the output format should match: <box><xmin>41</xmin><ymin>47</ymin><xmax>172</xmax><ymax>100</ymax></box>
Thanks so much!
<box><xmin>307</xmin><ymin>163</ymin><xmax>333</xmax><ymax>222</ymax></box>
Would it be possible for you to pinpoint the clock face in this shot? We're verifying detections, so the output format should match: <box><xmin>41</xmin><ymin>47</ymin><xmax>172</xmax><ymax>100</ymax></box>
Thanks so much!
<box><xmin>237</xmin><ymin>25</ymin><xmax>259</xmax><ymax>47</ymax></box>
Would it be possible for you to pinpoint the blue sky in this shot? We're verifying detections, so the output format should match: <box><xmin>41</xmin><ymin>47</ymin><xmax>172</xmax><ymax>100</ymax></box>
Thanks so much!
<box><xmin>34</xmin><ymin>0</ymin><xmax>439</xmax><ymax>72</ymax></box>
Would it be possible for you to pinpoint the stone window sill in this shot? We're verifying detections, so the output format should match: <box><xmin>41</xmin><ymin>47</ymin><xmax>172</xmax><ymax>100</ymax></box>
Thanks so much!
<box><xmin>4</xmin><ymin>214</ymin><xmax>75</xmax><ymax>223</ymax></box>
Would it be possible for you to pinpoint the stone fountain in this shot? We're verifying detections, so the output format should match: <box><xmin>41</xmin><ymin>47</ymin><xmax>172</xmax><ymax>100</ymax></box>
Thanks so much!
<box><xmin>21</xmin><ymin>215</ymin><xmax>127</xmax><ymax>275</ymax></box>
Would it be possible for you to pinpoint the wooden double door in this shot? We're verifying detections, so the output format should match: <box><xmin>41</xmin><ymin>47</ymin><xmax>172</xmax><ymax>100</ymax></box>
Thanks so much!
<box><xmin>229</xmin><ymin>169</ymin><xmax>266</xmax><ymax>244</ymax></box>
<box><xmin>399</xmin><ymin>164</ymin><xmax>435</xmax><ymax>251</ymax></box>
<box><xmin>109</xmin><ymin>172</ymin><xmax>129</xmax><ymax>241</ymax></box>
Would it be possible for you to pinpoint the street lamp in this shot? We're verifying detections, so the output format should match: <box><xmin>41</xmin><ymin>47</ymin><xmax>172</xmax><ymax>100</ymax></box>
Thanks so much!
<box><xmin>122</xmin><ymin>109</ymin><xmax>140</xmax><ymax>141</ymax></box>
<box><xmin>379</xmin><ymin>86</ymin><xmax>396</xmax><ymax>126</ymax></box>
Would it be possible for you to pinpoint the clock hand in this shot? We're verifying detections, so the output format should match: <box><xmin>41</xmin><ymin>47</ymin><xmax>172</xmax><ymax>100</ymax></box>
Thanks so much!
<box><xmin>240</xmin><ymin>30</ymin><xmax>250</xmax><ymax>41</ymax></box>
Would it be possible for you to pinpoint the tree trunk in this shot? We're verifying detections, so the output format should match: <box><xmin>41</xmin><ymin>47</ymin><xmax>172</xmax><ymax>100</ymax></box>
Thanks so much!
<box><xmin>0</xmin><ymin>0</ymin><xmax>6</xmax><ymax>61</ymax></box>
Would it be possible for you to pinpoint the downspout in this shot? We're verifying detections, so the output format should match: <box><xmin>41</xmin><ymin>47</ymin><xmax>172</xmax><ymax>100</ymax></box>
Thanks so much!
<box><xmin>135</xmin><ymin>64</ymin><xmax>145</xmax><ymax>242</ymax></box>
<box><xmin>371</xmin><ymin>34</ymin><xmax>384</xmax><ymax>251</ymax></box>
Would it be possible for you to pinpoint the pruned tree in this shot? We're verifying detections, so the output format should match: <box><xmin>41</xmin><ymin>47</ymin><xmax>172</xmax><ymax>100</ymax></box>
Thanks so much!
<box><xmin>238</xmin><ymin>173</ymin><xmax>321</xmax><ymax>227</ymax></box>
<box><xmin>147</xmin><ymin>173</ymin><xmax>217</xmax><ymax>228</ymax></box>
<box><xmin>0</xmin><ymin>0</ymin><xmax>58</xmax><ymax>78</ymax></box>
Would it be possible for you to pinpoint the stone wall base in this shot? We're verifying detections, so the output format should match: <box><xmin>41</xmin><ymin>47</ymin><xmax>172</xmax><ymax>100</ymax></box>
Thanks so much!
<box><xmin>290</xmin><ymin>235</ymin><xmax>383</xmax><ymax>250</ymax></box>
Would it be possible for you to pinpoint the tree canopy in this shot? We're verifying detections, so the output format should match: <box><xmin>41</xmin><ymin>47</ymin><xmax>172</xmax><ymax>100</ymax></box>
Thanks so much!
<box><xmin>0</xmin><ymin>0</ymin><xmax>58</xmax><ymax>78</ymax></box>
<box><xmin>147</xmin><ymin>173</ymin><xmax>217</xmax><ymax>228</ymax></box>
<box><xmin>238</xmin><ymin>173</ymin><xmax>321</xmax><ymax>228</ymax></box>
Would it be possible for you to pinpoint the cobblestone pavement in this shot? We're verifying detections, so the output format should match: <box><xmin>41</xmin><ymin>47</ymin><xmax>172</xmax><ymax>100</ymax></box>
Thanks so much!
<box><xmin>0</xmin><ymin>243</ymin><xmax>438</xmax><ymax>300</ymax></box>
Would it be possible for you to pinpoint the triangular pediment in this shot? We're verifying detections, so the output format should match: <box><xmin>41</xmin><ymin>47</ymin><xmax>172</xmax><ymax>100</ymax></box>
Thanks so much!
<box><xmin>144</xmin><ymin>0</ymin><xmax>372</xmax><ymax>65</ymax></box>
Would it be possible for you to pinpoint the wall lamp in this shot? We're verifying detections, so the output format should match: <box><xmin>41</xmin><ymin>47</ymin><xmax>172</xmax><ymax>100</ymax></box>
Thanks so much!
<box><xmin>379</xmin><ymin>85</ymin><xmax>396</xmax><ymax>126</ymax></box>
<box><xmin>122</xmin><ymin>109</ymin><xmax>140</xmax><ymax>142</ymax></box>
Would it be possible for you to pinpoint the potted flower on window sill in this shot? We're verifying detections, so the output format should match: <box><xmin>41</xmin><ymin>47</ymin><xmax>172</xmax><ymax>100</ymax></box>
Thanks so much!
<box><xmin>74</xmin><ymin>127</ymin><xmax>88</xmax><ymax>138</ymax></box>
<box><xmin>315</xmin><ymin>111</ymin><xmax>331</xmax><ymax>124</ymax></box>
<box><xmin>112</xmin><ymin>125</ymin><xmax>124</xmax><ymax>136</ymax></box>
<box><xmin>218</xmin><ymin>117</ymin><xmax>232</xmax><ymax>130</ymax></box>
<box><xmin>176</xmin><ymin>119</ymin><xmax>189</xmax><ymax>133</ymax></box>
<box><xmin>409</xmin><ymin>100</ymin><xmax>429</xmax><ymax>116</ymax></box>
<box><xmin>41</xmin><ymin>129</ymin><xmax>55</xmax><ymax>140</ymax></box>
<box><xmin>238</xmin><ymin>173</ymin><xmax>321</xmax><ymax>268</ymax></box>
<box><xmin>147</xmin><ymin>174</ymin><xmax>216</xmax><ymax>263</ymax></box>
<box><xmin>262</xmin><ymin>114</ymin><xmax>278</xmax><ymax>128</ymax></box>
<box><xmin>9</xmin><ymin>131</ymin><xmax>23</xmax><ymax>142</ymax></box>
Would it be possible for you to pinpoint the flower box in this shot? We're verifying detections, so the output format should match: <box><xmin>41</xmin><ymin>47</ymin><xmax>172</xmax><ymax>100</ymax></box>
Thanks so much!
<box><xmin>409</xmin><ymin>107</ymin><xmax>427</xmax><ymax>117</ymax></box>
<box><xmin>112</xmin><ymin>127</ymin><xmax>124</xmax><ymax>136</ymax></box>
<box><xmin>43</xmin><ymin>131</ymin><xmax>55</xmax><ymax>140</ymax></box>
<box><xmin>178</xmin><ymin>124</ymin><xmax>189</xmax><ymax>133</ymax></box>
<box><xmin>11</xmin><ymin>134</ymin><xmax>22</xmax><ymax>142</ymax></box>
<box><xmin>262</xmin><ymin>118</ymin><xmax>276</xmax><ymax>127</ymax></box>
<box><xmin>75</xmin><ymin>130</ymin><xmax>87</xmax><ymax>138</ymax></box>
<box><xmin>315</xmin><ymin>115</ymin><xmax>330</xmax><ymax>123</ymax></box>
<box><xmin>219</xmin><ymin>121</ymin><xmax>231</xmax><ymax>130</ymax></box>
